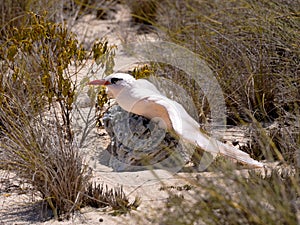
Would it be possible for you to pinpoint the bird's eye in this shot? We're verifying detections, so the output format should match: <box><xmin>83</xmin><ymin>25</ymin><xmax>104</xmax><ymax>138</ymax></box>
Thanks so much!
<box><xmin>110</xmin><ymin>78</ymin><xmax>123</xmax><ymax>84</ymax></box>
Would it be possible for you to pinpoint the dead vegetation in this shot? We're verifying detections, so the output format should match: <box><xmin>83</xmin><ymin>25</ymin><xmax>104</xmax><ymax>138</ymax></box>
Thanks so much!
<box><xmin>0</xmin><ymin>4</ymin><xmax>137</xmax><ymax>220</ymax></box>
<box><xmin>126</xmin><ymin>0</ymin><xmax>300</xmax><ymax>224</ymax></box>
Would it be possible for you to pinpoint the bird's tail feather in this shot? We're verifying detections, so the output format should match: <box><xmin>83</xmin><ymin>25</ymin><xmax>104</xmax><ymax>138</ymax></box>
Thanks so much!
<box><xmin>191</xmin><ymin>132</ymin><xmax>264</xmax><ymax>168</ymax></box>
<box><xmin>215</xmin><ymin>140</ymin><xmax>264</xmax><ymax>167</ymax></box>
<box><xmin>176</xmin><ymin>121</ymin><xmax>264</xmax><ymax>168</ymax></box>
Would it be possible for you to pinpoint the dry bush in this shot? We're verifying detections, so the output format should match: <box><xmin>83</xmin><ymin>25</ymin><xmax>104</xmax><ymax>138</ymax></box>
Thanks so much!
<box><xmin>241</xmin><ymin>112</ymin><xmax>300</xmax><ymax>164</ymax></box>
<box><xmin>157</xmin><ymin>0</ymin><xmax>299</xmax><ymax>122</ymax></box>
<box><xmin>0</xmin><ymin>95</ymin><xmax>139</xmax><ymax>219</ymax></box>
<box><xmin>0</xmin><ymin>0</ymin><xmax>65</xmax><ymax>30</ymax></box>
<box><xmin>0</xmin><ymin>11</ymin><xmax>136</xmax><ymax>220</ymax></box>
<box><xmin>0</xmin><ymin>94</ymin><xmax>91</xmax><ymax>219</ymax></box>
<box><xmin>0</xmin><ymin>0</ymin><xmax>118</xmax><ymax>33</ymax></box>
<box><xmin>134</xmin><ymin>0</ymin><xmax>300</xmax><ymax>164</ymax></box>
<box><xmin>154</xmin><ymin>168</ymin><xmax>300</xmax><ymax>225</ymax></box>
<box><xmin>124</xmin><ymin>1</ymin><xmax>300</xmax><ymax>224</ymax></box>
<box><xmin>84</xmin><ymin>183</ymin><xmax>140</xmax><ymax>215</ymax></box>
<box><xmin>1</xmin><ymin>11</ymin><xmax>88</xmax><ymax>140</ymax></box>
<box><xmin>124</xmin><ymin>0</ymin><xmax>158</xmax><ymax>24</ymax></box>
<box><xmin>64</xmin><ymin>0</ymin><xmax>119</xmax><ymax>20</ymax></box>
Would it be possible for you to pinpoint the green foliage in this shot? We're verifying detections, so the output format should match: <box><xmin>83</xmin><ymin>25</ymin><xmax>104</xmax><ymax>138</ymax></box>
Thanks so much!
<box><xmin>1</xmin><ymin>12</ymin><xmax>87</xmax><ymax>139</ymax></box>
<box><xmin>1</xmin><ymin>12</ymin><xmax>116</xmax><ymax>139</ymax></box>
<box><xmin>90</xmin><ymin>38</ymin><xmax>117</xmax><ymax>127</ymax></box>
<box><xmin>94</xmin><ymin>86</ymin><xmax>109</xmax><ymax>127</ymax></box>
<box><xmin>92</xmin><ymin>38</ymin><xmax>116</xmax><ymax>75</ymax></box>
<box><xmin>130</xmin><ymin>64</ymin><xmax>154</xmax><ymax>79</ymax></box>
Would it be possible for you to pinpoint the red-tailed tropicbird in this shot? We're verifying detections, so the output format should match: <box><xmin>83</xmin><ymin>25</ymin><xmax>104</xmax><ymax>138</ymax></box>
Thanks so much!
<box><xmin>89</xmin><ymin>73</ymin><xmax>264</xmax><ymax>168</ymax></box>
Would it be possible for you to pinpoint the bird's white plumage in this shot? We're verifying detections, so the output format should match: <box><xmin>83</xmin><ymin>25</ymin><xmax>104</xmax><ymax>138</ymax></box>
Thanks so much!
<box><xmin>89</xmin><ymin>73</ymin><xmax>264</xmax><ymax>167</ymax></box>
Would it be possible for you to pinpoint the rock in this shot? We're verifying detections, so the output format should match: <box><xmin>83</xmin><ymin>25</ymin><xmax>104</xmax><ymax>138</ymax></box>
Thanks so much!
<box><xmin>102</xmin><ymin>105</ymin><xmax>191</xmax><ymax>171</ymax></box>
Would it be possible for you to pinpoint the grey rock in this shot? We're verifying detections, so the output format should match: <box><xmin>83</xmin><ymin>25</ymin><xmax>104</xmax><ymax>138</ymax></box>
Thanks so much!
<box><xmin>102</xmin><ymin>105</ymin><xmax>191</xmax><ymax>171</ymax></box>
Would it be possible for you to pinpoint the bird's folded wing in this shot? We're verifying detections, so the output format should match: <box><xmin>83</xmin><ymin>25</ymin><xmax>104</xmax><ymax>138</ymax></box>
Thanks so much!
<box><xmin>146</xmin><ymin>95</ymin><xmax>264</xmax><ymax>168</ymax></box>
<box><xmin>146</xmin><ymin>96</ymin><xmax>218</xmax><ymax>152</ymax></box>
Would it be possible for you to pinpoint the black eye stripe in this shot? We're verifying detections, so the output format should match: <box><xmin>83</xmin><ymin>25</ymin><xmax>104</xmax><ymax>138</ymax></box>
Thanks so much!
<box><xmin>110</xmin><ymin>78</ymin><xmax>123</xmax><ymax>84</ymax></box>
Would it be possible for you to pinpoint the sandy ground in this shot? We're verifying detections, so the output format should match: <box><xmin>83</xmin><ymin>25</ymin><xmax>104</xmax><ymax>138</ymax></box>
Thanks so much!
<box><xmin>0</xmin><ymin>3</ymin><xmax>274</xmax><ymax>225</ymax></box>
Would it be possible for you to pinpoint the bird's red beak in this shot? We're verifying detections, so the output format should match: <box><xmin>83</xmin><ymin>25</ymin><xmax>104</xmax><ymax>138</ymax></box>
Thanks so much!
<box><xmin>88</xmin><ymin>79</ymin><xmax>110</xmax><ymax>86</ymax></box>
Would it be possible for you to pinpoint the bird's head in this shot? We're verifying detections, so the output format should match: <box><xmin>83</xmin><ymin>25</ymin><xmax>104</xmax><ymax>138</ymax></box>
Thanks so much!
<box><xmin>88</xmin><ymin>73</ymin><xmax>136</xmax><ymax>98</ymax></box>
<box><xmin>89</xmin><ymin>73</ymin><xmax>136</xmax><ymax>87</ymax></box>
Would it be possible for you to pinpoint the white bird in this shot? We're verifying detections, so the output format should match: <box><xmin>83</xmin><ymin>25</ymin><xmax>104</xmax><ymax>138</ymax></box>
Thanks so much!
<box><xmin>89</xmin><ymin>73</ymin><xmax>264</xmax><ymax>168</ymax></box>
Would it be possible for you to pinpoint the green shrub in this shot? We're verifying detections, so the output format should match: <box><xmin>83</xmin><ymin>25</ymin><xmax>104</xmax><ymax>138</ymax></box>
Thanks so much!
<box><xmin>1</xmin><ymin>12</ymin><xmax>86</xmax><ymax>140</ymax></box>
